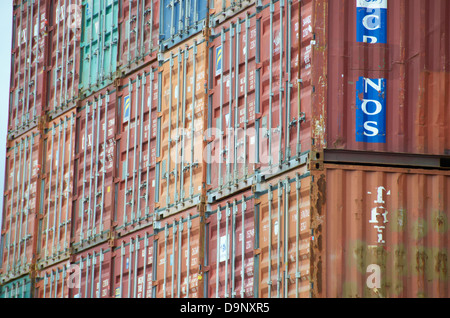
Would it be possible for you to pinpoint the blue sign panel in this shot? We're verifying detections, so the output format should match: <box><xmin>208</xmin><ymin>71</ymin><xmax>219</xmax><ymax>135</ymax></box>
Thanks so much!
<box><xmin>123</xmin><ymin>95</ymin><xmax>131</xmax><ymax>123</ymax></box>
<box><xmin>356</xmin><ymin>0</ymin><xmax>387</xmax><ymax>44</ymax></box>
<box><xmin>356</xmin><ymin>77</ymin><xmax>386</xmax><ymax>143</ymax></box>
<box><xmin>216</xmin><ymin>45</ymin><xmax>223</xmax><ymax>76</ymax></box>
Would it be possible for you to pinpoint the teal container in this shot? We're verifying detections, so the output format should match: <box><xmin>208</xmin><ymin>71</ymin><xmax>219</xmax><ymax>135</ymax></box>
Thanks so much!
<box><xmin>0</xmin><ymin>275</ymin><xmax>33</xmax><ymax>298</ymax></box>
<box><xmin>79</xmin><ymin>0</ymin><xmax>119</xmax><ymax>98</ymax></box>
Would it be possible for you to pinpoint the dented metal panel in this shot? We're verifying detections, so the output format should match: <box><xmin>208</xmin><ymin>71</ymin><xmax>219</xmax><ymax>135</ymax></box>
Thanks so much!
<box><xmin>325</xmin><ymin>0</ymin><xmax>450</xmax><ymax>156</ymax></box>
<box><xmin>38</xmin><ymin>110</ymin><xmax>76</xmax><ymax>269</ymax></box>
<box><xmin>1</xmin><ymin>130</ymin><xmax>41</xmax><ymax>282</ymax></box>
<box><xmin>8</xmin><ymin>0</ymin><xmax>49</xmax><ymax>139</ymax></box>
<box><xmin>47</xmin><ymin>0</ymin><xmax>82</xmax><ymax>119</ymax></box>
<box><xmin>72</xmin><ymin>87</ymin><xmax>117</xmax><ymax>253</ymax></box>
<box><xmin>115</xmin><ymin>64</ymin><xmax>158</xmax><ymax>236</ymax></box>
<box><xmin>322</xmin><ymin>164</ymin><xmax>450</xmax><ymax>298</ymax></box>
<box><xmin>118</xmin><ymin>0</ymin><xmax>160</xmax><ymax>75</ymax></box>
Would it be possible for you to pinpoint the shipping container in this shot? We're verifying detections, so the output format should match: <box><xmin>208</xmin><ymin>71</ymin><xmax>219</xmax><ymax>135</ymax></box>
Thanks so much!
<box><xmin>155</xmin><ymin>36</ymin><xmax>208</xmax><ymax>217</ymax></box>
<box><xmin>37</xmin><ymin>111</ymin><xmax>76</xmax><ymax>269</ymax></box>
<box><xmin>206</xmin><ymin>0</ymin><xmax>311</xmax><ymax>197</ymax></box>
<box><xmin>153</xmin><ymin>206</ymin><xmax>202</xmax><ymax>298</ymax></box>
<box><xmin>79</xmin><ymin>0</ymin><xmax>119</xmax><ymax>99</ymax></box>
<box><xmin>46</xmin><ymin>0</ymin><xmax>82</xmax><ymax>119</ymax></box>
<box><xmin>72</xmin><ymin>86</ymin><xmax>117</xmax><ymax>253</ymax></box>
<box><xmin>204</xmin><ymin>189</ymin><xmax>256</xmax><ymax>298</ymax></box>
<box><xmin>115</xmin><ymin>64</ymin><xmax>158</xmax><ymax>236</ymax></box>
<box><xmin>8</xmin><ymin>0</ymin><xmax>49</xmax><ymax>139</ymax></box>
<box><xmin>35</xmin><ymin>259</ymin><xmax>70</xmax><ymax>298</ymax></box>
<box><xmin>118</xmin><ymin>0</ymin><xmax>160</xmax><ymax>76</ymax></box>
<box><xmin>159</xmin><ymin>0</ymin><xmax>208</xmax><ymax>51</ymax></box>
<box><xmin>209</xmin><ymin>0</ymin><xmax>254</xmax><ymax>27</ymax></box>
<box><xmin>312</xmin><ymin>0</ymin><xmax>450</xmax><ymax>157</ymax></box>
<box><xmin>312</xmin><ymin>164</ymin><xmax>450</xmax><ymax>298</ymax></box>
<box><xmin>68</xmin><ymin>241</ymin><xmax>113</xmax><ymax>298</ymax></box>
<box><xmin>112</xmin><ymin>226</ymin><xmax>155</xmax><ymax>298</ymax></box>
<box><xmin>0</xmin><ymin>274</ymin><xmax>33</xmax><ymax>298</ymax></box>
<box><xmin>1</xmin><ymin>129</ymin><xmax>41</xmax><ymax>283</ymax></box>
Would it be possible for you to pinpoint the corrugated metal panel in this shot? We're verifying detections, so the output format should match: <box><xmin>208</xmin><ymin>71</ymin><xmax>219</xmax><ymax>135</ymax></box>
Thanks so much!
<box><xmin>46</xmin><ymin>0</ymin><xmax>81</xmax><ymax>119</ymax></box>
<box><xmin>79</xmin><ymin>0</ymin><xmax>119</xmax><ymax>98</ymax></box>
<box><xmin>0</xmin><ymin>274</ymin><xmax>33</xmax><ymax>298</ymax></box>
<box><xmin>69</xmin><ymin>242</ymin><xmax>112</xmax><ymax>298</ymax></box>
<box><xmin>156</xmin><ymin>37</ymin><xmax>207</xmax><ymax>217</ymax></box>
<box><xmin>8</xmin><ymin>0</ymin><xmax>49</xmax><ymax>139</ymax></box>
<box><xmin>159</xmin><ymin>0</ymin><xmax>208</xmax><ymax>51</ymax></box>
<box><xmin>35</xmin><ymin>260</ymin><xmax>70</xmax><ymax>298</ymax></box>
<box><xmin>322</xmin><ymin>164</ymin><xmax>450</xmax><ymax>298</ymax></box>
<box><xmin>205</xmin><ymin>189</ymin><xmax>256</xmax><ymax>298</ymax></box>
<box><xmin>72</xmin><ymin>87</ymin><xmax>117</xmax><ymax>253</ymax></box>
<box><xmin>112</xmin><ymin>226</ymin><xmax>155</xmax><ymax>298</ymax></box>
<box><xmin>1</xmin><ymin>130</ymin><xmax>41</xmax><ymax>282</ymax></box>
<box><xmin>37</xmin><ymin>111</ymin><xmax>76</xmax><ymax>269</ymax></box>
<box><xmin>325</xmin><ymin>0</ymin><xmax>450</xmax><ymax>156</ymax></box>
<box><xmin>209</xmin><ymin>0</ymin><xmax>254</xmax><ymax>27</ymax></box>
<box><xmin>256</xmin><ymin>165</ymin><xmax>311</xmax><ymax>298</ymax></box>
<box><xmin>153</xmin><ymin>207</ymin><xmax>201</xmax><ymax>298</ymax></box>
<box><xmin>118</xmin><ymin>0</ymin><xmax>160</xmax><ymax>75</ymax></box>
<box><xmin>115</xmin><ymin>64</ymin><xmax>158</xmax><ymax>236</ymax></box>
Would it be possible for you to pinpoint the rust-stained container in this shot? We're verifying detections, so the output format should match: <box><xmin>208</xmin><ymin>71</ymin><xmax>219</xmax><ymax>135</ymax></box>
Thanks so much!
<box><xmin>153</xmin><ymin>207</ymin><xmax>202</xmax><ymax>298</ymax></box>
<box><xmin>8</xmin><ymin>0</ymin><xmax>49</xmax><ymax>139</ymax></box>
<box><xmin>68</xmin><ymin>241</ymin><xmax>113</xmax><ymax>298</ymax></box>
<box><xmin>155</xmin><ymin>36</ymin><xmax>208</xmax><ymax>218</ymax></box>
<box><xmin>205</xmin><ymin>189</ymin><xmax>256</xmax><ymax>298</ymax></box>
<box><xmin>1</xmin><ymin>129</ymin><xmax>41</xmax><ymax>283</ymax></box>
<box><xmin>207</xmin><ymin>0</ymin><xmax>311</xmax><ymax>197</ymax></box>
<box><xmin>112</xmin><ymin>226</ymin><xmax>155</xmax><ymax>298</ymax></box>
<box><xmin>313</xmin><ymin>0</ymin><xmax>450</xmax><ymax>156</ymax></box>
<box><xmin>115</xmin><ymin>64</ymin><xmax>158</xmax><ymax>237</ymax></box>
<box><xmin>255</xmin><ymin>165</ymin><xmax>311</xmax><ymax>298</ymax></box>
<box><xmin>46</xmin><ymin>0</ymin><xmax>81</xmax><ymax>119</ymax></box>
<box><xmin>37</xmin><ymin>110</ymin><xmax>76</xmax><ymax>269</ymax></box>
<box><xmin>35</xmin><ymin>259</ymin><xmax>70</xmax><ymax>298</ymax></box>
<box><xmin>72</xmin><ymin>86</ymin><xmax>117</xmax><ymax>253</ymax></box>
<box><xmin>118</xmin><ymin>0</ymin><xmax>160</xmax><ymax>76</ymax></box>
<box><xmin>315</xmin><ymin>164</ymin><xmax>450</xmax><ymax>298</ymax></box>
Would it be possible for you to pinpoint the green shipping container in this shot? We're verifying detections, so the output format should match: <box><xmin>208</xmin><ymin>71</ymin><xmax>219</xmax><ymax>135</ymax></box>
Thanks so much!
<box><xmin>79</xmin><ymin>0</ymin><xmax>119</xmax><ymax>98</ymax></box>
<box><xmin>0</xmin><ymin>275</ymin><xmax>33</xmax><ymax>298</ymax></box>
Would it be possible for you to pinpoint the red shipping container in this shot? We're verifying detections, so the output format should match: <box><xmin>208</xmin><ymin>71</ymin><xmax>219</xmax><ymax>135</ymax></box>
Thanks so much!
<box><xmin>153</xmin><ymin>207</ymin><xmax>202</xmax><ymax>298</ymax></box>
<box><xmin>37</xmin><ymin>110</ymin><xmax>76</xmax><ymax>269</ymax></box>
<box><xmin>115</xmin><ymin>63</ymin><xmax>158</xmax><ymax>236</ymax></box>
<box><xmin>35</xmin><ymin>260</ymin><xmax>71</xmax><ymax>298</ymax></box>
<box><xmin>205</xmin><ymin>189</ymin><xmax>256</xmax><ymax>298</ymax></box>
<box><xmin>1</xmin><ymin>129</ymin><xmax>41</xmax><ymax>283</ymax></box>
<box><xmin>112</xmin><ymin>226</ymin><xmax>155</xmax><ymax>298</ymax></box>
<box><xmin>8</xmin><ymin>0</ymin><xmax>49</xmax><ymax>139</ymax></box>
<box><xmin>72</xmin><ymin>86</ymin><xmax>117</xmax><ymax>253</ymax></box>
<box><xmin>68</xmin><ymin>241</ymin><xmax>113</xmax><ymax>298</ymax></box>
<box><xmin>46</xmin><ymin>0</ymin><xmax>81</xmax><ymax>119</ymax></box>
<box><xmin>118</xmin><ymin>0</ymin><xmax>160</xmax><ymax>75</ymax></box>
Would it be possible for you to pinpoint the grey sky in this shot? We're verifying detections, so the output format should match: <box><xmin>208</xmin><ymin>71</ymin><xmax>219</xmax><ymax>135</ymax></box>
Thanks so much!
<box><xmin>0</xmin><ymin>1</ymin><xmax>13</xmax><ymax>231</ymax></box>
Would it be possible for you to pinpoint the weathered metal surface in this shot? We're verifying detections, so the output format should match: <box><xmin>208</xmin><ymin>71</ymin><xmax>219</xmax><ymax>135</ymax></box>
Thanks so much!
<box><xmin>1</xmin><ymin>129</ymin><xmax>41</xmax><ymax>283</ymax></box>
<box><xmin>8</xmin><ymin>0</ymin><xmax>49</xmax><ymax>139</ymax></box>
<box><xmin>0</xmin><ymin>274</ymin><xmax>33</xmax><ymax>298</ymax></box>
<box><xmin>72</xmin><ymin>86</ymin><xmax>117</xmax><ymax>253</ymax></box>
<box><xmin>68</xmin><ymin>241</ymin><xmax>113</xmax><ymax>298</ymax></box>
<box><xmin>35</xmin><ymin>259</ymin><xmax>70</xmax><ymax>298</ymax></box>
<box><xmin>112</xmin><ymin>226</ymin><xmax>155</xmax><ymax>298</ymax></box>
<box><xmin>322</xmin><ymin>164</ymin><xmax>450</xmax><ymax>298</ymax></box>
<box><xmin>325</xmin><ymin>0</ymin><xmax>450</xmax><ymax>156</ymax></box>
<box><xmin>37</xmin><ymin>110</ymin><xmax>76</xmax><ymax>269</ymax></box>
<box><xmin>118</xmin><ymin>0</ymin><xmax>160</xmax><ymax>75</ymax></box>
<box><xmin>115</xmin><ymin>64</ymin><xmax>158</xmax><ymax>236</ymax></box>
<box><xmin>46</xmin><ymin>0</ymin><xmax>81</xmax><ymax>119</ymax></box>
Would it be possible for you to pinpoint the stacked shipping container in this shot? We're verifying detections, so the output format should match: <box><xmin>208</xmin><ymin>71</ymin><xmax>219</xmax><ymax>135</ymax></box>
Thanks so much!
<box><xmin>1</xmin><ymin>0</ymin><xmax>449</xmax><ymax>299</ymax></box>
